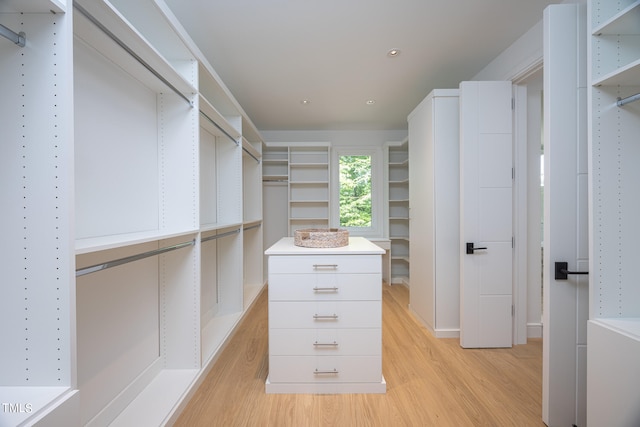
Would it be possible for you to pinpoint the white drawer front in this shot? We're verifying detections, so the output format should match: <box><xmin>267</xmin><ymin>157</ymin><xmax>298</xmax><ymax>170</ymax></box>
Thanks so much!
<box><xmin>269</xmin><ymin>328</ymin><xmax>381</xmax><ymax>356</ymax></box>
<box><xmin>269</xmin><ymin>355</ymin><xmax>382</xmax><ymax>383</ymax></box>
<box><xmin>269</xmin><ymin>301</ymin><xmax>381</xmax><ymax>329</ymax></box>
<box><xmin>269</xmin><ymin>255</ymin><xmax>380</xmax><ymax>274</ymax></box>
<box><xmin>268</xmin><ymin>273</ymin><xmax>381</xmax><ymax>301</ymax></box>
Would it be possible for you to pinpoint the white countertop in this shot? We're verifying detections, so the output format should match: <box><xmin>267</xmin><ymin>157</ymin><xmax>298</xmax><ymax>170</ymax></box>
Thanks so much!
<box><xmin>265</xmin><ymin>237</ymin><xmax>385</xmax><ymax>255</ymax></box>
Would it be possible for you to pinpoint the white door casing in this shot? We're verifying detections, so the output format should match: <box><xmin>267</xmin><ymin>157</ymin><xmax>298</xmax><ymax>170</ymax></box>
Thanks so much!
<box><xmin>542</xmin><ymin>4</ymin><xmax>588</xmax><ymax>427</ymax></box>
<box><xmin>459</xmin><ymin>81</ymin><xmax>514</xmax><ymax>349</ymax></box>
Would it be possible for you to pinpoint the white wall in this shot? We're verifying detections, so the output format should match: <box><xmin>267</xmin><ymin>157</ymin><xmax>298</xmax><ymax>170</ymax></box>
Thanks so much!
<box><xmin>261</xmin><ymin>130</ymin><xmax>407</xmax><ymax>147</ymax></box>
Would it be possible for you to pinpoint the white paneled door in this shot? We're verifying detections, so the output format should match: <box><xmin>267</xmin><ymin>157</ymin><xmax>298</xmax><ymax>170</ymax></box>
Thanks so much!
<box><xmin>542</xmin><ymin>4</ymin><xmax>588</xmax><ymax>427</ymax></box>
<box><xmin>459</xmin><ymin>81</ymin><xmax>514</xmax><ymax>349</ymax></box>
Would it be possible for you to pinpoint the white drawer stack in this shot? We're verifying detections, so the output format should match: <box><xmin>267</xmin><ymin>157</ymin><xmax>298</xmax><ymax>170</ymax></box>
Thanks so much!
<box><xmin>265</xmin><ymin>238</ymin><xmax>386</xmax><ymax>394</ymax></box>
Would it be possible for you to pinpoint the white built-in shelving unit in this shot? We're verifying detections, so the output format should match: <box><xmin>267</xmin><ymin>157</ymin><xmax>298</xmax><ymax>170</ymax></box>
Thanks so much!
<box><xmin>387</xmin><ymin>140</ymin><xmax>410</xmax><ymax>286</ymax></box>
<box><xmin>587</xmin><ymin>0</ymin><xmax>640</xmax><ymax>424</ymax></box>
<box><xmin>261</xmin><ymin>144</ymin><xmax>290</xmax><ymax>282</ymax></box>
<box><xmin>261</xmin><ymin>143</ymin><xmax>331</xmax><ymax>279</ymax></box>
<box><xmin>288</xmin><ymin>145</ymin><xmax>331</xmax><ymax>235</ymax></box>
<box><xmin>0</xmin><ymin>0</ymin><xmax>264</xmax><ymax>425</ymax></box>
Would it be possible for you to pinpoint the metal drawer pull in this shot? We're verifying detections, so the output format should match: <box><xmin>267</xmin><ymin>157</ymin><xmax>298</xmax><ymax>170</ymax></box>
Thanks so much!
<box><xmin>314</xmin><ymin>369</ymin><xmax>339</xmax><ymax>375</ymax></box>
<box><xmin>313</xmin><ymin>341</ymin><xmax>339</xmax><ymax>347</ymax></box>
<box><xmin>313</xmin><ymin>287</ymin><xmax>339</xmax><ymax>292</ymax></box>
<box><xmin>313</xmin><ymin>314</ymin><xmax>339</xmax><ymax>320</ymax></box>
<box><xmin>313</xmin><ymin>264</ymin><xmax>338</xmax><ymax>269</ymax></box>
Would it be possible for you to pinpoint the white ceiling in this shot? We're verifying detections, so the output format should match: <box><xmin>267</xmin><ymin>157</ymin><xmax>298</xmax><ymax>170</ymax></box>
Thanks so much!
<box><xmin>164</xmin><ymin>0</ymin><xmax>560</xmax><ymax>132</ymax></box>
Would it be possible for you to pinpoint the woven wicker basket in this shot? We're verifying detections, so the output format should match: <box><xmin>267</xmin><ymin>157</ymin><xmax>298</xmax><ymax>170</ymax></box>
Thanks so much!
<box><xmin>293</xmin><ymin>228</ymin><xmax>349</xmax><ymax>248</ymax></box>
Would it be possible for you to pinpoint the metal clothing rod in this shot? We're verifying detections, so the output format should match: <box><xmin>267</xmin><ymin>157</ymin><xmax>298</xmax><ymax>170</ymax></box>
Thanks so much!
<box><xmin>243</xmin><ymin>223</ymin><xmax>261</xmax><ymax>232</ymax></box>
<box><xmin>243</xmin><ymin>146</ymin><xmax>260</xmax><ymax>163</ymax></box>
<box><xmin>76</xmin><ymin>239</ymin><xmax>195</xmax><ymax>277</ymax></box>
<box><xmin>617</xmin><ymin>93</ymin><xmax>640</xmax><ymax>107</ymax></box>
<box><xmin>200</xmin><ymin>111</ymin><xmax>240</xmax><ymax>146</ymax></box>
<box><xmin>201</xmin><ymin>228</ymin><xmax>240</xmax><ymax>243</ymax></box>
<box><xmin>0</xmin><ymin>24</ymin><xmax>26</xmax><ymax>47</ymax></box>
<box><xmin>73</xmin><ymin>1</ymin><xmax>193</xmax><ymax>107</ymax></box>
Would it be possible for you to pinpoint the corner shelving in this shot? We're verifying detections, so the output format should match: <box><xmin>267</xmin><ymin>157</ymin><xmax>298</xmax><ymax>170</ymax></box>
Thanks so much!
<box><xmin>388</xmin><ymin>139</ymin><xmax>410</xmax><ymax>285</ymax></box>
<box><xmin>587</xmin><ymin>0</ymin><xmax>640</xmax><ymax>424</ymax></box>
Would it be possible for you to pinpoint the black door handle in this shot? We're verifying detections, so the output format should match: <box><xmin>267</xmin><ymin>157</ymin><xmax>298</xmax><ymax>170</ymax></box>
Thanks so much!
<box><xmin>554</xmin><ymin>262</ymin><xmax>589</xmax><ymax>280</ymax></box>
<box><xmin>466</xmin><ymin>242</ymin><xmax>488</xmax><ymax>255</ymax></box>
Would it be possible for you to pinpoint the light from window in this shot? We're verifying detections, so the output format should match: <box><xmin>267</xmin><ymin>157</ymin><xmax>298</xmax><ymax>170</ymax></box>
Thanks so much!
<box><xmin>339</xmin><ymin>155</ymin><xmax>372</xmax><ymax>227</ymax></box>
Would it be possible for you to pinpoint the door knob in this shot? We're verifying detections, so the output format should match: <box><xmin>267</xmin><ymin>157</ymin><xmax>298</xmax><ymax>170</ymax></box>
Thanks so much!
<box><xmin>554</xmin><ymin>262</ymin><xmax>589</xmax><ymax>280</ymax></box>
<box><xmin>466</xmin><ymin>242</ymin><xmax>488</xmax><ymax>255</ymax></box>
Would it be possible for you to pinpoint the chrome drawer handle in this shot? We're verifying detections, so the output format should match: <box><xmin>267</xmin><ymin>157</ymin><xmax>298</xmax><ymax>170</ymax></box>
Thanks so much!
<box><xmin>313</xmin><ymin>314</ymin><xmax>339</xmax><ymax>320</ymax></box>
<box><xmin>314</xmin><ymin>369</ymin><xmax>338</xmax><ymax>375</ymax></box>
<box><xmin>313</xmin><ymin>264</ymin><xmax>338</xmax><ymax>269</ymax></box>
<box><xmin>313</xmin><ymin>287</ymin><xmax>338</xmax><ymax>292</ymax></box>
<box><xmin>313</xmin><ymin>341</ymin><xmax>338</xmax><ymax>347</ymax></box>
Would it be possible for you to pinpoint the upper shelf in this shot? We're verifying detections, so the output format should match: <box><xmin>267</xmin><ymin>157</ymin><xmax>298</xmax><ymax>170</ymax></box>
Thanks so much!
<box><xmin>199</xmin><ymin>94</ymin><xmax>241</xmax><ymax>142</ymax></box>
<box><xmin>0</xmin><ymin>0</ymin><xmax>65</xmax><ymax>13</ymax></box>
<box><xmin>74</xmin><ymin>0</ymin><xmax>197</xmax><ymax>99</ymax></box>
<box><xmin>592</xmin><ymin>0</ymin><xmax>640</xmax><ymax>35</ymax></box>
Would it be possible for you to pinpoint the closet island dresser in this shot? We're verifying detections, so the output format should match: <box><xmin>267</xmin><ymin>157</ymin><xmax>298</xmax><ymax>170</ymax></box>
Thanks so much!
<box><xmin>265</xmin><ymin>237</ymin><xmax>386</xmax><ymax>393</ymax></box>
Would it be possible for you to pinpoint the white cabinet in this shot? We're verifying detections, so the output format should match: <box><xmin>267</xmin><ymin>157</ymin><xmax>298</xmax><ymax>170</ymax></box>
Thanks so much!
<box><xmin>265</xmin><ymin>237</ymin><xmax>386</xmax><ymax>394</ymax></box>
<box><xmin>407</xmin><ymin>89</ymin><xmax>461</xmax><ymax>338</ymax></box>
<box><xmin>0</xmin><ymin>0</ymin><xmax>264</xmax><ymax>425</ymax></box>
<box><xmin>387</xmin><ymin>139</ymin><xmax>410</xmax><ymax>285</ymax></box>
<box><xmin>587</xmin><ymin>1</ymin><xmax>640</xmax><ymax>424</ymax></box>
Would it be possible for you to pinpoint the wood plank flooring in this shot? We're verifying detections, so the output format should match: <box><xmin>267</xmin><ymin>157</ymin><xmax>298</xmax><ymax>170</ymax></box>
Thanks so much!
<box><xmin>174</xmin><ymin>283</ymin><xmax>544</xmax><ymax>426</ymax></box>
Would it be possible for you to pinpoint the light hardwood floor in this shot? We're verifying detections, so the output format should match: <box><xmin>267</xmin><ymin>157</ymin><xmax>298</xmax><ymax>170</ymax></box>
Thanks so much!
<box><xmin>174</xmin><ymin>283</ymin><xmax>544</xmax><ymax>426</ymax></box>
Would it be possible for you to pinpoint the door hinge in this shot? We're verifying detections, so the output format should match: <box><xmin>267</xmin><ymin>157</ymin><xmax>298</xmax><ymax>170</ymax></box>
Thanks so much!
<box><xmin>512</xmin><ymin>305</ymin><xmax>515</xmax><ymax>317</ymax></box>
<box><xmin>511</xmin><ymin>97</ymin><xmax>515</xmax><ymax>110</ymax></box>
<box><xmin>512</xmin><ymin>167</ymin><xmax>515</xmax><ymax>180</ymax></box>
<box><xmin>512</xmin><ymin>236</ymin><xmax>515</xmax><ymax>248</ymax></box>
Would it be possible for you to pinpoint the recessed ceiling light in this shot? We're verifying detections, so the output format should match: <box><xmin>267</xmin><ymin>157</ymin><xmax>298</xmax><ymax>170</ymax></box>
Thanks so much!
<box><xmin>300</xmin><ymin>99</ymin><xmax>311</xmax><ymax>105</ymax></box>
<box><xmin>366</xmin><ymin>99</ymin><xmax>376</xmax><ymax>105</ymax></box>
<box><xmin>387</xmin><ymin>49</ymin><xmax>400</xmax><ymax>58</ymax></box>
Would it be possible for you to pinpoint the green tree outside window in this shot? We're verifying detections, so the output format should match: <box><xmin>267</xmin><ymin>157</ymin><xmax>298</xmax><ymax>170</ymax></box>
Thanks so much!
<box><xmin>339</xmin><ymin>155</ymin><xmax>372</xmax><ymax>227</ymax></box>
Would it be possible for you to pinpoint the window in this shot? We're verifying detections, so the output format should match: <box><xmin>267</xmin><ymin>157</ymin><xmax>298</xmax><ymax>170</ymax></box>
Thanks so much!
<box><xmin>339</xmin><ymin>155</ymin><xmax>372</xmax><ymax>227</ymax></box>
<box><xmin>332</xmin><ymin>147</ymin><xmax>382</xmax><ymax>237</ymax></box>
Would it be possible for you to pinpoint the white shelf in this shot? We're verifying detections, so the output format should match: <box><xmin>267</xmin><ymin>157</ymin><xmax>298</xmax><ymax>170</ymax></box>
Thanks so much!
<box><xmin>0</xmin><ymin>0</ymin><xmax>66</xmax><ymax>13</ymax></box>
<box><xmin>199</xmin><ymin>94</ymin><xmax>242</xmax><ymax>141</ymax></box>
<box><xmin>593</xmin><ymin>57</ymin><xmax>640</xmax><ymax>86</ymax></box>
<box><xmin>0</xmin><ymin>387</ymin><xmax>73</xmax><ymax>427</ymax></box>
<box><xmin>109</xmin><ymin>369</ymin><xmax>199</xmax><ymax>427</ymax></box>
<box><xmin>591</xmin><ymin>318</ymin><xmax>640</xmax><ymax>339</ymax></box>
<box><xmin>592</xmin><ymin>0</ymin><xmax>640</xmax><ymax>35</ymax></box>
<box><xmin>75</xmin><ymin>229</ymin><xmax>198</xmax><ymax>255</ymax></box>
<box><xmin>74</xmin><ymin>0</ymin><xmax>197</xmax><ymax>98</ymax></box>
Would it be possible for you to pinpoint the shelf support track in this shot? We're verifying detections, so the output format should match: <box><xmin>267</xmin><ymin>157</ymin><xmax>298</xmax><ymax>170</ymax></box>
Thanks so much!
<box><xmin>617</xmin><ymin>93</ymin><xmax>640</xmax><ymax>107</ymax></box>
<box><xmin>0</xmin><ymin>24</ymin><xmax>26</xmax><ymax>47</ymax></box>
<box><xmin>76</xmin><ymin>239</ymin><xmax>195</xmax><ymax>277</ymax></box>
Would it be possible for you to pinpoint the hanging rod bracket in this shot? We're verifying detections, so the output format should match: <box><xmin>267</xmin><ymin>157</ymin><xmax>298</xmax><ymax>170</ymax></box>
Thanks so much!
<box><xmin>0</xmin><ymin>24</ymin><xmax>26</xmax><ymax>47</ymax></box>
<box><xmin>617</xmin><ymin>93</ymin><xmax>640</xmax><ymax>107</ymax></box>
